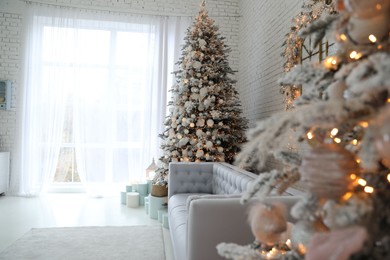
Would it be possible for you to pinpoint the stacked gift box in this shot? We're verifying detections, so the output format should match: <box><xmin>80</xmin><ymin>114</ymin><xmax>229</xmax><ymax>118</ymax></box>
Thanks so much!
<box><xmin>120</xmin><ymin>181</ymin><xmax>151</xmax><ymax>207</ymax></box>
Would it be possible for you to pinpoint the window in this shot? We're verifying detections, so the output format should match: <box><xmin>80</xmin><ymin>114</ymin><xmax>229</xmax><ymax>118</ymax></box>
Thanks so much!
<box><xmin>14</xmin><ymin>4</ymin><xmax>190</xmax><ymax>196</ymax></box>
<box><xmin>40</xmin><ymin>21</ymin><xmax>157</xmax><ymax>185</ymax></box>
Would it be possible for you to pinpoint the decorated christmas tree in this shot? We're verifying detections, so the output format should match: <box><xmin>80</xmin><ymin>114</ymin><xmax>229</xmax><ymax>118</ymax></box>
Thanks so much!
<box><xmin>218</xmin><ymin>0</ymin><xmax>390</xmax><ymax>259</ymax></box>
<box><xmin>153</xmin><ymin>1</ymin><xmax>248</xmax><ymax>186</ymax></box>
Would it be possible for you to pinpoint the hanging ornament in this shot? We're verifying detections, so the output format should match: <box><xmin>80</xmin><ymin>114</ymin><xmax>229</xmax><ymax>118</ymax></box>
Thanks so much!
<box><xmin>344</xmin><ymin>0</ymin><xmax>390</xmax><ymax>19</ymax></box>
<box><xmin>375</xmin><ymin>108</ymin><xmax>390</xmax><ymax>168</ymax></box>
<box><xmin>306</xmin><ymin>226</ymin><xmax>368</xmax><ymax>260</ymax></box>
<box><xmin>342</xmin><ymin>0</ymin><xmax>390</xmax><ymax>44</ymax></box>
<box><xmin>248</xmin><ymin>202</ymin><xmax>288</xmax><ymax>246</ymax></box>
<box><xmin>291</xmin><ymin>219</ymin><xmax>329</xmax><ymax>255</ymax></box>
<box><xmin>300</xmin><ymin>144</ymin><xmax>359</xmax><ymax>200</ymax></box>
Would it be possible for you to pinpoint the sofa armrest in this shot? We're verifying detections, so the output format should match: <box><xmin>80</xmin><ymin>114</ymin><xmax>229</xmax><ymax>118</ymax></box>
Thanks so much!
<box><xmin>187</xmin><ymin>198</ymin><xmax>253</xmax><ymax>260</ymax></box>
<box><xmin>186</xmin><ymin>196</ymin><xmax>300</xmax><ymax>260</ymax></box>
<box><xmin>168</xmin><ymin>162</ymin><xmax>214</xmax><ymax>198</ymax></box>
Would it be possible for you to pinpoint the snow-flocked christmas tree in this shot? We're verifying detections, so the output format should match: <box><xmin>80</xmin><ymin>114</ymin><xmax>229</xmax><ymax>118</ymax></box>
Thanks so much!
<box><xmin>218</xmin><ymin>0</ymin><xmax>390</xmax><ymax>259</ymax></box>
<box><xmin>153</xmin><ymin>1</ymin><xmax>248</xmax><ymax>186</ymax></box>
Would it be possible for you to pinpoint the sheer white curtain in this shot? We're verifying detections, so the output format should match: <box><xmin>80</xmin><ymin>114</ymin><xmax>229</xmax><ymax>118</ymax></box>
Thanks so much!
<box><xmin>11</xmin><ymin>3</ymin><xmax>190</xmax><ymax>196</ymax></box>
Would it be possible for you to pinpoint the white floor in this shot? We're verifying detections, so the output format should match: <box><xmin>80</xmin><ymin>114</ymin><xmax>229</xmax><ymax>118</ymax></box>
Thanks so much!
<box><xmin>0</xmin><ymin>193</ymin><xmax>173</xmax><ymax>260</ymax></box>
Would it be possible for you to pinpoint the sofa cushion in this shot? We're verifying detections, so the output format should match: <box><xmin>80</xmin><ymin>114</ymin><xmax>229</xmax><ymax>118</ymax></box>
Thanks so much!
<box><xmin>168</xmin><ymin>193</ymin><xmax>210</xmax><ymax>260</ymax></box>
<box><xmin>212</xmin><ymin>163</ymin><xmax>256</xmax><ymax>194</ymax></box>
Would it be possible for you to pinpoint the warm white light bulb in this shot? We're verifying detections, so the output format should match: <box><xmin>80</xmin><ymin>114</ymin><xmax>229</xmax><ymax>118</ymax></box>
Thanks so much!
<box><xmin>358</xmin><ymin>178</ymin><xmax>367</xmax><ymax>186</ymax></box>
<box><xmin>364</xmin><ymin>186</ymin><xmax>374</xmax><ymax>194</ymax></box>
<box><xmin>359</xmin><ymin>121</ymin><xmax>369</xmax><ymax>128</ymax></box>
<box><xmin>307</xmin><ymin>132</ymin><xmax>314</xmax><ymax>140</ymax></box>
<box><xmin>350</xmin><ymin>51</ymin><xmax>358</xmax><ymax>59</ymax></box>
<box><xmin>368</xmin><ymin>34</ymin><xmax>377</xmax><ymax>43</ymax></box>
<box><xmin>330</xmin><ymin>128</ymin><xmax>339</xmax><ymax>136</ymax></box>
<box><xmin>334</xmin><ymin>138</ymin><xmax>342</xmax><ymax>144</ymax></box>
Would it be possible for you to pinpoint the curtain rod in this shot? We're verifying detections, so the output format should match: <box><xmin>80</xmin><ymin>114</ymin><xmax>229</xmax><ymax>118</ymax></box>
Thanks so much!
<box><xmin>22</xmin><ymin>0</ymin><xmax>241</xmax><ymax>18</ymax></box>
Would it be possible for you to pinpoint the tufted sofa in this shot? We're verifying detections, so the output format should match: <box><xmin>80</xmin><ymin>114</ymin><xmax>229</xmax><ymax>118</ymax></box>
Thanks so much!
<box><xmin>167</xmin><ymin>162</ymin><xmax>257</xmax><ymax>260</ymax></box>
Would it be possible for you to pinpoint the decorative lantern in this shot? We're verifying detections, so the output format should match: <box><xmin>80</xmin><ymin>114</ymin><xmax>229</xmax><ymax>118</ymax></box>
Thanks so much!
<box><xmin>145</xmin><ymin>158</ymin><xmax>157</xmax><ymax>180</ymax></box>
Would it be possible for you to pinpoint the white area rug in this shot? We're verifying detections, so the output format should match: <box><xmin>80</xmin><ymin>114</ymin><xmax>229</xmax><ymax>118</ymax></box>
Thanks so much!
<box><xmin>0</xmin><ymin>226</ymin><xmax>165</xmax><ymax>260</ymax></box>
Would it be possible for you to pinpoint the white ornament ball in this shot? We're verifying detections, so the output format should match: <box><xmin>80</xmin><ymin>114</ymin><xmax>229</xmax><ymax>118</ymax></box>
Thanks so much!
<box><xmin>207</xmin><ymin>119</ymin><xmax>214</xmax><ymax>127</ymax></box>
<box><xmin>347</xmin><ymin>14</ymin><xmax>390</xmax><ymax>44</ymax></box>
<box><xmin>196</xmin><ymin>118</ymin><xmax>205</xmax><ymax>127</ymax></box>
<box><xmin>196</xmin><ymin>129</ymin><xmax>203</xmax><ymax>137</ymax></box>
<box><xmin>192</xmin><ymin>61</ymin><xmax>202</xmax><ymax>69</ymax></box>
<box><xmin>198</xmin><ymin>39</ymin><xmax>207</xmax><ymax>47</ymax></box>
<box><xmin>178</xmin><ymin>137</ymin><xmax>189</xmax><ymax>147</ymax></box>
<box><xmin>217</xmin><ymin>147</ymin><xmax>224</xmax><ymax>153</ymax></box>
<box><xmin>184</xmin><ymin>129</ymin><xmax>189</xmax><ymax>134</ymax></box>
<box><xmin>344</xmin><ymin>0</ymin><xmax>390</xmax><ymax>19</ymax></box>
<box><xmin>206</xmin><ymin>141</ymin><xmax>213</xmax><ymax>148</ymax></box>
<box><xmin>196</xmin><ymin>149</ymin><xmax>204</xmax><ymax>158</ymax></box>
<box><xmin>199</xmin><ymin>88</ymin><xmax>208</xmax><ymax>100</ymax></box>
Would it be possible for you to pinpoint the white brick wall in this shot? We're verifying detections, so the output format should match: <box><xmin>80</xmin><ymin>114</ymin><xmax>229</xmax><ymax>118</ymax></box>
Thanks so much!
<box><xmin>237</xmin><ymin>0</ymin><xmax>303</xmax><ymax>127</ymax></box>
<box><xmin>0</xmin><ymin>12</ymin><xmax>21</xmax><ymax>152</ymax></box>
<box><xmin>237</xmin><ymin>0</ymin><xmax>304</xmax><ymax>174</ymax></box>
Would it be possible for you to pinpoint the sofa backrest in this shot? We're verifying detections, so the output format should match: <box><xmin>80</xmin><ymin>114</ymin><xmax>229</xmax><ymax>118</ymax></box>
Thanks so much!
<box><xmin>212</xmin><ymin>163</ymin><xmax>257</xmax><ymax>194</ymax></box>
<box><xmin>168</xmin><ymin>162</ymin><xmax>214</xmax><ymax>197</ymax></box>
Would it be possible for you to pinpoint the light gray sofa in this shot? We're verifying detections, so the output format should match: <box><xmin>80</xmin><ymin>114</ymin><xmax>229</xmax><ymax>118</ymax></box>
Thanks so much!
<box><xmin>167</xmin><ymin>162</ymin><xmax>299</xmax><ymax>260</ymax></box>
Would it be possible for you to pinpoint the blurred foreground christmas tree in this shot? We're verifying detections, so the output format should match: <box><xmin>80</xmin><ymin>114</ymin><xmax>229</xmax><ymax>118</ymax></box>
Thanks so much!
<box><xmin>153</xmin><ymin>1</ymin><xmax>247</xmax><ymax>186</ymax></box>
<box><xmin>218</xmin><ymin>0</ymin><xmax>390</xmax><ymax>259</ymax></box>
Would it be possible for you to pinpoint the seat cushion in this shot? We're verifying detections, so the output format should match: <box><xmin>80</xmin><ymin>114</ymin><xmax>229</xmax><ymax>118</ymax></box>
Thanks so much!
<box><xmin>168</xmin><ymin>193</ymin><xmax>210</xmax><ymax>260</ymax></box>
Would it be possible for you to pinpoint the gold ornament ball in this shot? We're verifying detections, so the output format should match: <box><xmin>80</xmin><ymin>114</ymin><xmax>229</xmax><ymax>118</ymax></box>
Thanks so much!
<box><xmin>248</xmin><ymin>202</ymin><xmax>287</xmax><ymax>246</ymax></box>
